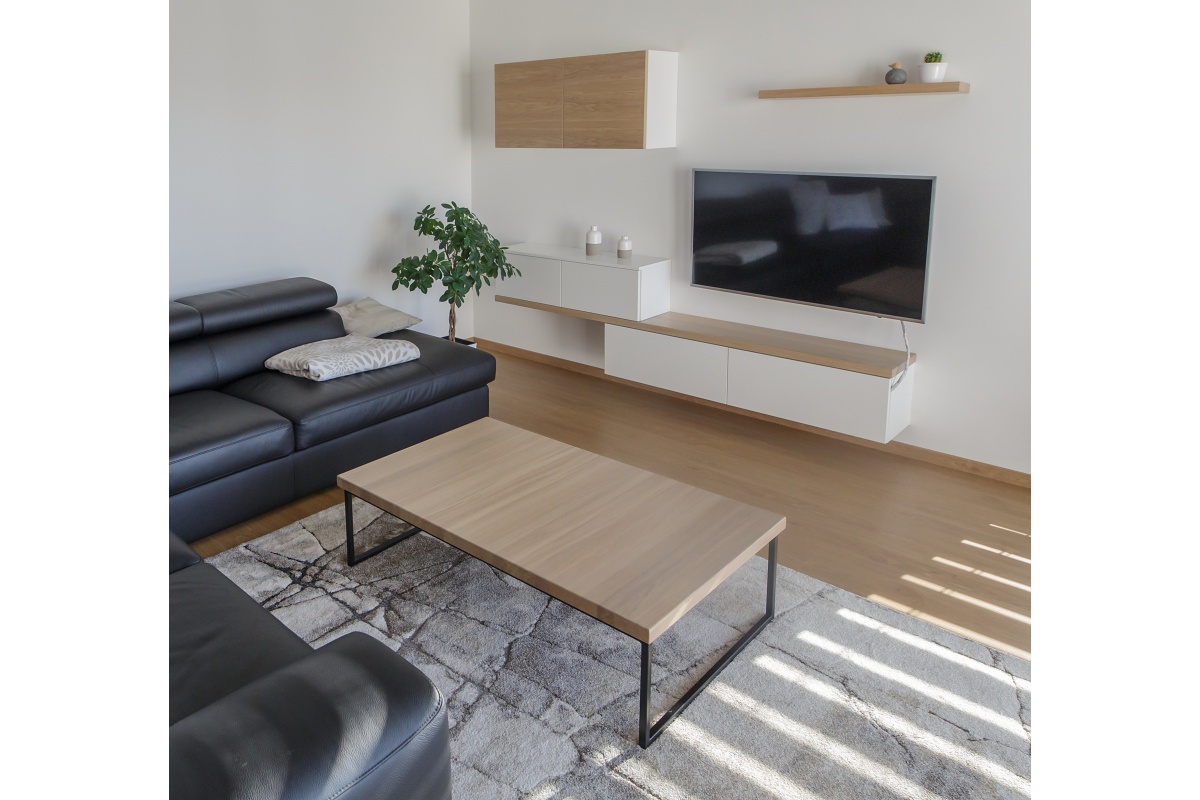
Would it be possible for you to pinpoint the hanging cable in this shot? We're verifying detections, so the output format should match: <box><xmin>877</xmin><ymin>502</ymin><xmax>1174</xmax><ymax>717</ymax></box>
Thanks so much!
<box><xmin>891</xmin><ymin>320</ymin><xmax>910</xmax><ymax>390</ymax></box>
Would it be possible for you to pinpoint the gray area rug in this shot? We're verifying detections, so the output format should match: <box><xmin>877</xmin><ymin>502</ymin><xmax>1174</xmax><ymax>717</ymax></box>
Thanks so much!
<box><xmin>209</xmin><ymin>500</ymin><xmax>1031</xmax><ymax>799</ymax></box>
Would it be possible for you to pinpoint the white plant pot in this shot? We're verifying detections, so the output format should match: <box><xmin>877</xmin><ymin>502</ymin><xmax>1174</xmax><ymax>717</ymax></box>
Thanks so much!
<box><xmin>919</xmin><ymin>63</ymin><xmax>948</xmax><ymax>83</ymax></box>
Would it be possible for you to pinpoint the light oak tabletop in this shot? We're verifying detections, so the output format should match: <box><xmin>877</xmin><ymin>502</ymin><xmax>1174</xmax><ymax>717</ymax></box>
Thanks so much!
<box><xmin>338</xmin><ymin>417</ymin><xmax>786</xmax><ymax>642</ymax></box>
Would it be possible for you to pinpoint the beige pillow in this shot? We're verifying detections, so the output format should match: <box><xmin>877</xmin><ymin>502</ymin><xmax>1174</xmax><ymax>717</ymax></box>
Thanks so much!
<box><xmin>265</xmin><ymin>335</ymin><xmax>421</xmax><ymax>382</ymax></box>
<box><xmin>331</xmin><ymin>297</ymin><xmax>421</xmax><ymax>337</ymax></box>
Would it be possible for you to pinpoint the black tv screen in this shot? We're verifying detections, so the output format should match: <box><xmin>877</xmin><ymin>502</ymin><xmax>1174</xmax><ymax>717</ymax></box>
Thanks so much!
<box><xmin>691</xmin><ymin>169</ymin><xmax>935</xmax><ymax>322</ymax></box>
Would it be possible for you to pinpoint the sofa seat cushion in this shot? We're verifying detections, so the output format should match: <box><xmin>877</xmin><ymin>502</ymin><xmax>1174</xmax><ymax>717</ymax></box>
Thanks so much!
<box><xmin>221</xmin><ymin>330</ymin><xmax>496</xmax><ymax>451</ymax></box>
<box><xmin>170</xmin><ymin>391</ymin><xmax>295</xmax><ymax>495</ymax></box>
<box><xmin>170</xmin><ymin>561</ymin><xmax>313</xmax><ymax>725</ymax></box>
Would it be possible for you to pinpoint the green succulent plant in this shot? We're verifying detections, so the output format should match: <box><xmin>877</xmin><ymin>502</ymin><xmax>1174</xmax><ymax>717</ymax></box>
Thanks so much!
<box><xmin>391</xmin><ymin>202</ymin><xmax>519</xmax><ymax>345</ymax></box>
<box><xmin>924</xmin><ymin>51</ymin><xmax>943</xmax><ymax>63</ymax></box>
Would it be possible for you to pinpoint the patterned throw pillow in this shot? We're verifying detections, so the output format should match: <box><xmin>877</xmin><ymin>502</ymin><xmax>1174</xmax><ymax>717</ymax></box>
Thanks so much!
<box><xmin>265</xmin><ymin>335</ymin><xmax>421</xmax><ymax>381</ymax></box>
<box><xmin>331</xmin><ymin>297</ymin><xmax>422</xmax><ymax>337</ymax></box>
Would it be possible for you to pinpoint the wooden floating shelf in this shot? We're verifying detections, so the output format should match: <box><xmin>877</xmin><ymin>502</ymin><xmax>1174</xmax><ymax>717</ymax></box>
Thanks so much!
<box><xmin>759</xmin><ymin>82</ymin><xmax>970</xmax><ymax>99</ymax></box>
<box><xmin>494</xmin><ymin>295</ymin><xmax>914</xmax><ymax>378</ymax></box>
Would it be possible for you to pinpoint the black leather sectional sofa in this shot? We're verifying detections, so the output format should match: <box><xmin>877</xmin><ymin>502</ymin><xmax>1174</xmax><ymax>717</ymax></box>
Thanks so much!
<box><xmin>169</xmin><ymin>532</ymin><xmax>452</xmax><ymax>799</ymax></box>
<box><xmin>169</xmin><ymin>278</ymin><xmax>490</xmax><ymax>798</ymax></box>
<box><xmin>169</xmin><ymin>277</ymin><xmax>495</xmax><ymax>542</ymax></box>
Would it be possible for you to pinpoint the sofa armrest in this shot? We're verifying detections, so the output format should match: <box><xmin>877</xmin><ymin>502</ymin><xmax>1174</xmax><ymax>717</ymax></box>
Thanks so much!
<box><xmin>169</xmin><ymin>632</ymin><xmax>451</xmax><ymax>800</ymax></box>
<box><xmin>169</xmin><ymin>532</ymin><xmax>202</xmax><ymax>574</ymax></box>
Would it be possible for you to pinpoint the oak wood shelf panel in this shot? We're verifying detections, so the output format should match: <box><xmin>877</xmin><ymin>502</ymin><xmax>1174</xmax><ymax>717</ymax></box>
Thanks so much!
<box><xmin>494</xmin><ymin>294</ymin><xmax>915</xmax><ymax>378</ymax></box>
<box><xmin>758</xmin><ymin>81</ymin><xmax>970</xmax><ymax>99</ymax></box>
<box><xmin>495</xmin><ymin>59</ymin><xmax>565</xmax><ymax>148</ymax></box>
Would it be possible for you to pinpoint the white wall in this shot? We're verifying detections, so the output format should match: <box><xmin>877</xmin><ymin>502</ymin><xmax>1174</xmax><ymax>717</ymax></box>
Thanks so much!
<box><xmin>170</xmin><ymin>0</ymin><xmax>474</xmax><ymax>338</ymax></box>
<box><xmin>469</xmin><ymin>0</ymin><xmax>1030</xmax><ymax>473</ymax></box>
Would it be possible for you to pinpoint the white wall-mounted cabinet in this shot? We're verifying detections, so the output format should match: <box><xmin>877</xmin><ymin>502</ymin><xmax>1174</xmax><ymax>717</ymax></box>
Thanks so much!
<box><xmin>499</xmin><ymin>243</ymin><xmax>670</xmax><ymax>321</ymax></box>
<box><xmin>600</xmin><ymin>323</ymin><xmax>914</xmax><ymax>444</ymax></box>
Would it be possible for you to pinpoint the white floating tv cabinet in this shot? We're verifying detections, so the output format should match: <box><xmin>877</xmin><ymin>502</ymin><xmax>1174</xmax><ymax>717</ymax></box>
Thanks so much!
<box><xmin>495</xmin><ymin>243</ymin><xmax>915</xmax><ymax>443</ymax></box>
<box><xmin>502</xmin><ymin>243</ymin><xmax>671</xmax><ymax>321</ymax></box>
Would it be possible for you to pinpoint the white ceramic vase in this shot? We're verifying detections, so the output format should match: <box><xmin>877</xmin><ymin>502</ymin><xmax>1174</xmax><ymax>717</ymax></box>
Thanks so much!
<box><xmin>919</xmin><ymin>62</ymin><xmax>948</xmax><ymax>83</ymax></box>
<box><xmin>585</xmin><ymin>225</ymin><xmax>602</xmax><ymax>256</ymax></box>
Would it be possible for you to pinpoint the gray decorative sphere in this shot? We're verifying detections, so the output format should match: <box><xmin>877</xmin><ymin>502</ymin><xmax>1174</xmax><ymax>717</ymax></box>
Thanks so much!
<box><xmin>885</xmin><ymin>63</ymin><xmax>907</xmax><ymax>84</ymax></box>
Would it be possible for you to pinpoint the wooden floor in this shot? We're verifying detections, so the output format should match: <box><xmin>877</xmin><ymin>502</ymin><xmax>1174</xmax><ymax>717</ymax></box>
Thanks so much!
<box><xmin>193</xmin><ymin>349</ymin><xmax>1031</xmax><ymax>659</ymax></box>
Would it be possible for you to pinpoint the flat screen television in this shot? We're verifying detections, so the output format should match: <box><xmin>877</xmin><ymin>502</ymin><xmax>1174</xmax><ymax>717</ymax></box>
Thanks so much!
<box><xmin>690</xmin><ymin>169</ymin><xmax>935</xmax><ymax>323</ymax></box>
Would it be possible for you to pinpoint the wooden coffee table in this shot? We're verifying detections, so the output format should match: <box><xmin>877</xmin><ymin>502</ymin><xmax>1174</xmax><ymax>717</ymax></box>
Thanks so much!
<box><xmin>337</xmin><ymin>417</ymin><xmax>786</xmax><ymax>747</ymax></box>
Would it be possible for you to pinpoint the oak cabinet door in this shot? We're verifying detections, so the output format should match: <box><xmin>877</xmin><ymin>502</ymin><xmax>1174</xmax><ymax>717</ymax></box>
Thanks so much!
<box><xmin>495</xmin><ymin>58</ymin><xmax>564</xmax><ymax>148</ymax></box>
<box><xmin>563</xmin><ymin>51</ymin><xmax>647</xmax><ymax>149</ymax></box>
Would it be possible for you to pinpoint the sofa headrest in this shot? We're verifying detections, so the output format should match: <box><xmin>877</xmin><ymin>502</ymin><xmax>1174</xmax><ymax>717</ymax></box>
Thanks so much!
<box><xmin>169</xmin><ymin>310</ymin><xmax>345</xmax><ymax>395</ymax></box>
<box><xmin>173</xmin><ymin>277</ymin><xmax>338</xmax><ymax>335</ymax></box>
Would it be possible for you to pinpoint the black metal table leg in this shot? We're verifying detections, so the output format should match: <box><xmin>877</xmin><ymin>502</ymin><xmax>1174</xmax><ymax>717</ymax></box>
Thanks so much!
<box><xmin>639</xmin><ymin>641</ymin><xmax>653</xmax><ymax>746</ymax></box>
<box><xmin>638</xmin><ymin>536</ymin><xmax>778</xmax><ymax>748</ymax></box>
<box><xmin>343</xmin><ymin>491</ymin><xmax>420</xmax><ymax>566</ymax></box>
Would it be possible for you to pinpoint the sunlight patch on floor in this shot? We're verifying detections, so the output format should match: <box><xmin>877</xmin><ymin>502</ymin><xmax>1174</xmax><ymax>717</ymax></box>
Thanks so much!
<box><xmin>989</xmin><ymin>523</ymin><xmax>1029</xmax><ymax>537</ymax></box>
<box><xmin>961</xmin><ymin>539</ymin><xmax>1031</xmax><ymax>564</ymax></box>
<box><xmin>709</xmin><ymin>681</ymin><xmax>944</xmax><ymax>800</ymax></box>
<box><xmin>932</xmin><ymin>556</ymin><xmax>1031</xmax><ymax>592</ymax></box>
<box><xmin>755</xmin><ymin>654</ymin><xmax>1031</xmax><ymax>796</ymax></box>
<box><xmin>796</xmin><ymin>631</ymin><xmax>1026</xmax><ymax>738</ymax></box>
<box><xmin>668</xmin><ymin>717</ymin><xmax>823</xmax><ymax>800</ymax></box>
<box><xmin>867</xmin><ymin>594</ymin><xmax>1031</xmax><ymax>660</ymax></box>
<box><xmin>836</xmin><ymin>608</ymin><xmax>1032</xmax><ymax>691</ymax></box>
<box><xmin>900</xmin><ymin>575</ymin><xmax>1031</xmax><ymax>624</ymax></box>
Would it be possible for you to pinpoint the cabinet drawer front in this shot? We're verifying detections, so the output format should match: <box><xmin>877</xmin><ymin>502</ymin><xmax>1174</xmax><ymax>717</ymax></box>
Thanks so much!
<box><xmin>605</xmin><ymin>325</ymin><xmax>727</xmax><ymax>403</ymax></box>
<box><xmin>561</xmin><ymin>262</ymin><xmax>640</xmax><ymax>319</ymax></box>
<box><xmin>727</xmin><ymin>349</ymin><xmax>895</xmax><ymax>442</ymax></box>
<box><xmin>502</xmin><ymin>254</ymin><xmax>560</xmax><ymax>305</ymax></box>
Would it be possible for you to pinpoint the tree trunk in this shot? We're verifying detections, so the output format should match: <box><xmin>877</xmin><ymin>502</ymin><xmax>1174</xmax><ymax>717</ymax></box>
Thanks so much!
<box><xmin>448</xmin><ymin>305</ymin><xmax>457</xmax><ymax>345</ymax></box>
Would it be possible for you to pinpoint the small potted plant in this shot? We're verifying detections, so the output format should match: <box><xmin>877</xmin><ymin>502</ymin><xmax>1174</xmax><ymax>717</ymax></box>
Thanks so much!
<box><xmin>920</xmin><ymin>52</ymin><xmax>948</xmax><ymax>83</ymax></box>
<box><xmin>391</xmin><ymin>202</ymin><xmax>520</xmax><ymax>346</ymax></box>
